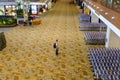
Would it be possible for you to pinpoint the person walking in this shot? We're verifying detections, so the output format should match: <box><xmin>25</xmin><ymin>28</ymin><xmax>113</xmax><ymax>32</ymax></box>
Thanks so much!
<box><xmin>53</xmin><ymin>40</ymin><xmax>59</xmax><ymax>56</ymax></box>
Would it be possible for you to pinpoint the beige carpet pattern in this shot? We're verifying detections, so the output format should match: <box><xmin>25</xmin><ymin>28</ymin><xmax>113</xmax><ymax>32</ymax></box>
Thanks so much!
<box><xmin>0</xmin><ymin>0</ymin><xmax>101</xmax><ymax>80</ymax></box>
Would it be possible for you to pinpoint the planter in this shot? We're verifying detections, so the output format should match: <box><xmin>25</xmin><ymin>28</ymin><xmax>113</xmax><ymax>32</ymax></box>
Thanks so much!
<box><xmin>0</xmin><ymin>16</ymin><xmax>17</xmax><ymax>27</ymax></box>
<box><xmin>0</xmin><ymin>24</ymin><xmax>17</xmax><ymax>27</ymax></box>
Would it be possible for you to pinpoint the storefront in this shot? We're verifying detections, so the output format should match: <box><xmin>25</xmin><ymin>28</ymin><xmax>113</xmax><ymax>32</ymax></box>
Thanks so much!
<box><xmin>30</xmin><ymin>5</ymin><xmax>39</xmax><ymax>15</ymax></box>
<box><xmin>5</xmin><ymin>5</ymin><xmax>16</xmax><ymax>16</ymax></box>
<box><xmin>0</xmin><ymin>0</ymin><xmax>17</xmax><ymax>27</ymax></box>
<box><xmin>0</xmin><ymin>1</ymin><xmax>17</xmax><ymax>16</ymax></box>
<box><xmin>0</xmin><ymin>0</ymin><xmax>52</xmax><ymax>26</ymax></box>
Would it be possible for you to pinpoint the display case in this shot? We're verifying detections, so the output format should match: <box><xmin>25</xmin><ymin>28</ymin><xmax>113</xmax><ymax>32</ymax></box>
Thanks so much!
<box><xmin>5</xmin><ymin>5</ymin><xmax>16</xmax><ymax>16</ymax></box>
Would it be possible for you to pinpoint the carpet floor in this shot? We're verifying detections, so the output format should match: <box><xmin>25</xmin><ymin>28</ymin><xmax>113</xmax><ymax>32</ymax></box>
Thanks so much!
<box><xmin>0</xmin><ymin>0</ymin><xmax>104</xmax><ymax>80</ymax></box>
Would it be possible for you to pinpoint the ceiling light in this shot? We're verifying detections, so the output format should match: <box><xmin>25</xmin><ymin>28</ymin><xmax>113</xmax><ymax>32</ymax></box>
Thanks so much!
<box><xmin>105</xmin><ymin>12</ymin><xmax>108</xmax><ymax>15</ymax></box>
<box><xmin>111</xmin><ymin>16</ymin><xmax>115</xmax><ymax>19</ymax></box>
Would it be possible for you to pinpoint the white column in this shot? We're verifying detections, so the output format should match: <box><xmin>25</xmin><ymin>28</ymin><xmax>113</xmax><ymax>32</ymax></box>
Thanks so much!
<box><xmin>105</xmin><ymin>26</ymin><xmax>110</xmax><ymax>48</ymax></box>
<box><xmin>23</xmin><ymin>3</ymin><xmax>29</xmax><ymax>21</ymax></box>
<box><xmin>91</xmin><ymin>12</ymin><xmax>99</xmax><ymax>23</ymax></box>
<box><xmin>106</xmin><ymin>28</ymin><xmax>120</xmax><ymax>48</ymax></box>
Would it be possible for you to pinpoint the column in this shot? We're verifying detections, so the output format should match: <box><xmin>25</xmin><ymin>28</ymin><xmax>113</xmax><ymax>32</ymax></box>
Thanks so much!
<box><xmin>105</xmin><ymin>27</ymin><xmax>110</xmax><ymax>48</ymax></box>
<box><xmin>106</xmin><ymin>28</ymin><xmax>120</xmax><ymax>48</ymax></box>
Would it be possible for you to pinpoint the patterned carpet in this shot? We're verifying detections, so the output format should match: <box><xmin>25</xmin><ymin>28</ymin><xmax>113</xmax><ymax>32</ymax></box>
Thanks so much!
<box><xmin>0</xmin><ymin>0</ymin><xmax>103</xmax><ymax>80</ymax></box>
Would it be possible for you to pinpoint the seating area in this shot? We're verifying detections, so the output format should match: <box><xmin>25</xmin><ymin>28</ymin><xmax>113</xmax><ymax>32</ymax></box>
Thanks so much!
<box><xmin>84</xmin><ymin>32</ymin><xmax>106</xmax><ymax>45</ymax></box>
<box><xmin>78</xmin><ymin>14</ymin><xmax>91</xmax><ymax>22</ymax></box>
<box><xmin>78</xmin><ymin>13</ymin><xmax>107</xmax><ymax>31</ymax></box>
<box><xmin>88</xmin><ymin>48</ymin><xmax>120</xmax><ymax>80</ymax></box>
<box><xmin>79</xmin><ymin>22</ymin><xmax>107</xmax><ymax>31</ymax></box>
<box><xmin>80</xmin><ymin>1</ymin><xmax>120</xmax><ymax>80</ymax></box>
<box><xmin>78</xmin><ymin>13</ymin><xmax>107</xmax><ymax>45</ymax></box>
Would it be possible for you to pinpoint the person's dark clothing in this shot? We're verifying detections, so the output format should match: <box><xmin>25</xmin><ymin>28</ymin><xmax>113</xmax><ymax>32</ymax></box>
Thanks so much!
<box><xmin>56</xmin><ymin>47</ymin><xmax>59</xmax><ymax>56</ymax></box>
<box><xmin>53</xmin><ymin>43</ymin><xmax>56</xmax><ymax>48</ymax></box>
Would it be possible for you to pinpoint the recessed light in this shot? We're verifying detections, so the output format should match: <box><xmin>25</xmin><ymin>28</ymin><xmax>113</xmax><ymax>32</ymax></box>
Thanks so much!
<box><xmin>100</xmin><ymin>9</ymin><xmax>103</xmax><ymax>11</ymax></box>
<box><xmin>97</xmin><ymin>7</ymin><xmax>99</xmax><ymax>9</ymax></box>
<box><xmin>105</xmin><ymin>12</ymin><xmax>108</xmax><ymax>15</ymax></box>
<box><xmin>111</xmin><ymin>16</ymin><xmax>115</xmax><ymax>19</ymax></box>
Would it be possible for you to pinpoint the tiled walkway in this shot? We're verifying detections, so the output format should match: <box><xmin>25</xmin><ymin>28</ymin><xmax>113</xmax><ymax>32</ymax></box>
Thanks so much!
<box><xmin>0</xmin><ymin>0</ymin><xmax>96</xmax><ymax>80</ymax></box>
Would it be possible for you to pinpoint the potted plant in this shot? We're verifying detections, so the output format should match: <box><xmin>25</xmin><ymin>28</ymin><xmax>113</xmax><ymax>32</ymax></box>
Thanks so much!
<box><xmin>17</xmin><ymin>2</ymin><xmax>24</xmax><ymax>18</ymax></box>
